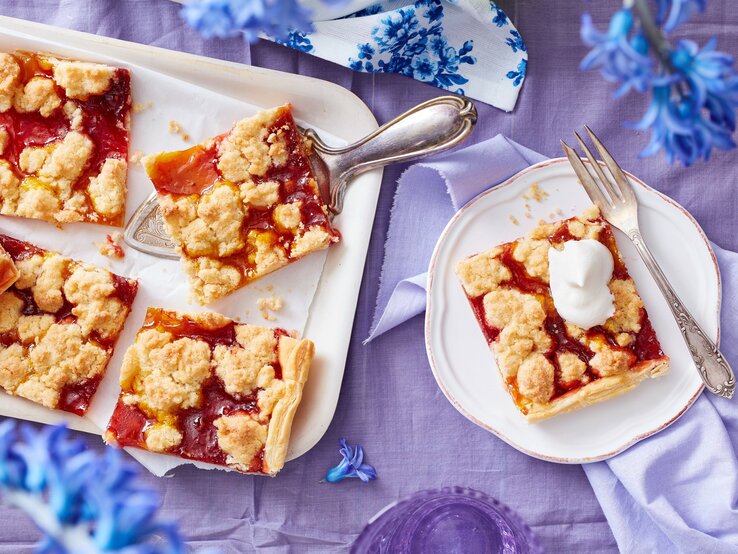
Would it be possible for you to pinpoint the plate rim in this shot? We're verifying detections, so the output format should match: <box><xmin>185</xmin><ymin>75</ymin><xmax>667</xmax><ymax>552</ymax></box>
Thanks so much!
<box><xmin>425</xmin><ymin>157</ymin><xmax>719</xmax><ymax>464</ymax></box>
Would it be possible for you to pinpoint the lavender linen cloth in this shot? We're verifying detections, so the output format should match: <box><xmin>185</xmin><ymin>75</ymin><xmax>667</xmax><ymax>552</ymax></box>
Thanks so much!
<box><xmin>2</xmin><ymin>1</ymin><xmax>738</xmax><ymax>553</ymax></box>
<box><xmin>368</xmin><ymin>135</ymin><xmax>738</xmax><ymax>551</ymax></box>
<box><xmin>366</xmin><ymin>135</ymin><xmax>544</xmax><ymax>341</ymax></box>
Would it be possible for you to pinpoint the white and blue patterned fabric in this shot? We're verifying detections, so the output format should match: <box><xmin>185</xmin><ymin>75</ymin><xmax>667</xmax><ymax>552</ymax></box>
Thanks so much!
<box><xmin>278</xmin><ymin>0</ymin><xmax>527</xmax><ymax>111</ymax></box>
<box><xmin>173</xmin><ymin>0</ymin><xmax>527</xmax><ymax>111</ymax></box>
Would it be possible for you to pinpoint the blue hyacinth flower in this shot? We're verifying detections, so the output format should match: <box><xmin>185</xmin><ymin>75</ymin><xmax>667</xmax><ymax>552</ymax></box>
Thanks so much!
<box><xmin>580</xmin><ymin>0</ymin><xmax>738</xmax><ymax>165</ymax></box>
<box><xmin>656</xmin><ymin>0</ymin><xmax>706</xmax><ymax>32</ymax></box>
<box><xmin>580</xmin><ymin>10</ymin><xmax>653</xmax><ymax>98</ymax></box>
<box><xmin>324</xmin><ymin>438</ymin><xmax>377</xmax><ymax>483</ymax></box>
<box><xmin>181</xmin><ymin>0</ymin><xmax>313</xmax><ymax>42</ymax></box>
<box><xmin>0</xmin><ymin>420</ymin><xmax>185</xmax><ymax>554</ymax></box>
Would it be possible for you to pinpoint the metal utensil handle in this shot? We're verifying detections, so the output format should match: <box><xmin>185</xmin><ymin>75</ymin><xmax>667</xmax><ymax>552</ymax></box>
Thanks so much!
<box><xmin>304</xmin><ymin>95</ymin><xmax>476</xmax><ymax>211</ymax></box>
<box><xmin>630</xmin><ymin>229</ymin><xmax>736</xmax><ymax>398</ymax></box>
<box><xmin>326</xmin><ymin>95</ymin><xmax>476</xmax><ymax>171</ymax></box>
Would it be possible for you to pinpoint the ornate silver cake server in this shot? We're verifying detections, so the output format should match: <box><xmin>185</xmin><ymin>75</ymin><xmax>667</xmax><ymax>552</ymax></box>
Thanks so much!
<box><xmin>562</xmin><ymin>126</ymin><xmax>735</xmax><ymax>399</ymax></box>
<box><xmin>124</xmin><ymin>95</ymin><xmax>477</xmax><ymax>259</ymax></box>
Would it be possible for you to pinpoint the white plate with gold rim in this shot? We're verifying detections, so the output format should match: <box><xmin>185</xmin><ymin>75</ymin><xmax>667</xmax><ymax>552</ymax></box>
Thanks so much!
<box><xmin>425</xmin><ymin>158</ymin><xmax>717</xmax><ymax>463</ymax></box>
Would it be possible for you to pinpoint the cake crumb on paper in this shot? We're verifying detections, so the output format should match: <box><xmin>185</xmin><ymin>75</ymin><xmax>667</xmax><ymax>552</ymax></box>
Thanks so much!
<box><xmin>168</xmin><ymin>120</ymin><xmax>190</xmax><ymax>142</ymax></box>
<box><xmin>133</xmin><ymin>100</ymin><xmax>153</xmax><ymax>113</ymax></box>
<box><xmin>522</xmin><ymin>183</ymin><xmax>549</xmax><ymax>202</ymax></box>
<box><xmin>548</xmin><ymin>208</ymin><xmax>564</xmax><ymax>219</ymax></box>
<box><xmin>129</xmin><ymin>150</ymin><xmax>144</xmax><ymax>165</ymax></box>
<box><xmin>257</xmin><ymin>295</ymin><xmax>283</xmax><ymax>321</ymax></box>
<box><xmin>509</xmin><ymin>214</ymin><xmax>519</xmax><ymax>225</ymax></box>
<box><xmin>99</xmin><ymin>232</ymin><xmax>125</xmax><ymax>259</ymax></box>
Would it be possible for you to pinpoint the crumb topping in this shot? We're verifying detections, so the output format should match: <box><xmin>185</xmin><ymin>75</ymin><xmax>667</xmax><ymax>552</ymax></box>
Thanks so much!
<box><xmin>589</xmin><ymin>339</ymin><xmax>632</xmax><ymax>377</ymax></box>
<box><xmin>0</xmin><ymin>53</ymin><xmax>20</xmax><ymax>112</ymax></box>
<box><xmin>456</xmin><ymin>247</ymin><xmax>510</xmax><ymax>297</ymax></box>
<box><xmin>183</xmin><ymin>257</ymin><xmax>242</xmax><ymax>305</ymax></box>
<box><xmin>557</xmin><ymin>352</ymin><xmax>587</xmax><ymax>384</ymax></box>
<box><xmin>52</xmin><ymin>60</ymin><xmax>115</xmax><ymax>100</ymax></box>
<box><xmin>512</xmin><ymin>238</ymin><xmax>550</xmax><ymax>283</ymax></box>
<box><xmin>13</xmin><ymin>76</ymin><xmax>61</xmax><ymax>117</ymax></box>
<box><xmin>88</xmin><ymin>158</ymin><xmax>127</xmax><ymax>217</ymax></box>
<box><xmin>0</xmin><ymin>292</ymin><xmax>22</xmax><ymax>333</ymax></box>
<box><xmin>214</xmin><ymin>414</ymin><xmax>268</xmax><ymax>469</ymax></box>
<box><xmin>145</xmin><ymin>423</ymin><xmax>182</xmax><ymax>452</ymax></box>
<box><xmin>604</xmin><ymin>279</ymin><xmax>643</xmax><ymax>335</ymax></box>
<box><xmin>517</xmin><ymin>353</ymin><xmax>554</xmax><ymax>403</ymax></box>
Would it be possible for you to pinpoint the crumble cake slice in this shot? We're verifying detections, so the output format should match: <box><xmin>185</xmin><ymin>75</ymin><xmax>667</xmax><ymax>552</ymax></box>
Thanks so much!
<box><xmin>104</xmin><ymin>308</ymin><xmax>313</xmax><ymax>475</ymax></box>
<box><xmin>142</xmin><ymin>105</ymin><xmax>340</xmax><ymax>304</ymax></box>
<box><xmin>456</xmin><ymin>206</ymin><xmax>669</xmax><ymax>422</ymax></box>
<box><xmin>0</xmin><ymin>234</ymin><xmax>138</xmax><ymax>415</ymax></box>
<box><xmin>0</xmin><ymin>51</ymin><xmax>131</xmax><ymax>226</ymax></box>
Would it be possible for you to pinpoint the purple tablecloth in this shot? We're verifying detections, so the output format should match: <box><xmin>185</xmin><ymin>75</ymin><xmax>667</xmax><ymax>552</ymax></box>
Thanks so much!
<box><xmin>1</xmin><ymin>1</ymin><xmax>737</xmax><ymax>552</ymax></box>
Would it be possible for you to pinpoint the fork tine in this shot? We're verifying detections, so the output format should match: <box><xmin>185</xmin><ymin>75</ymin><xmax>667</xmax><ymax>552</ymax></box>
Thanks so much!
<box><xmin>584</xmin><ymin>126</ymin><xmax>635</xmax><ymax>202</ymax></box>
<box><xmin>560</xmin><ymin>139</ymin><xmax>613</xmax><ymax>210</ymax></box>
<box><xmin>574</xmin><ymin>131</ymin><xmax>622</xmax><ymax>203</ymax></box>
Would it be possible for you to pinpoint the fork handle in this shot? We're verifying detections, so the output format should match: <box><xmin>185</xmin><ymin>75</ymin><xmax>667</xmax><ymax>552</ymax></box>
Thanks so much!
<box><xmin>629</xmin><ymin>229</ymin><xmax>735</xmax><ymax>398</ymax></box>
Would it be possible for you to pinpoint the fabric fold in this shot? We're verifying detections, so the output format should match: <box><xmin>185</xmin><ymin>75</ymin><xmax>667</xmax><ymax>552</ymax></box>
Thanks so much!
<box><xmin>584</xmin><ymin>242</ymin><xmax>738</xmax><ymax>553</ymax></box>
<box><xmin>366</xmin><ymin>134</ymin><xmax>545</xmax><ymax>342</ymax></box>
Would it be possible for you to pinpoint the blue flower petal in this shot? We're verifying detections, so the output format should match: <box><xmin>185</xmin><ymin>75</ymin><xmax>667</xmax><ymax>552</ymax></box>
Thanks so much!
<box><xmin>323</xmin><ymin>438</ymin><xmax>377</xmax><ymax>484</ymax></box>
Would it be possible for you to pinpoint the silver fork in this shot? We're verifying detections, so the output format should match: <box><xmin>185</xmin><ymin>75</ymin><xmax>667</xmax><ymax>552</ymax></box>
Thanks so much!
<box><xmin>561</xmin><ymin>127</ymin><xmax>735</xmax><ymax>399</ymax></box>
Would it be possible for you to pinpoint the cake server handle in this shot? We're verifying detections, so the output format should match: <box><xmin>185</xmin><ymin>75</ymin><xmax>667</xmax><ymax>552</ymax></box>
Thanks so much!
<box><xmin>302</xmin><ymin>95</ymin><xmax>477</xmax><ymax>214</ymax></box>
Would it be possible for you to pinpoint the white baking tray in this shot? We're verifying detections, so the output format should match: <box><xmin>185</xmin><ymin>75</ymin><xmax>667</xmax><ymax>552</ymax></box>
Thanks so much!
<box><xmin>0</xmin><ymin>16</ymin><xmax>382</xmax><ymax>468</ymax></box>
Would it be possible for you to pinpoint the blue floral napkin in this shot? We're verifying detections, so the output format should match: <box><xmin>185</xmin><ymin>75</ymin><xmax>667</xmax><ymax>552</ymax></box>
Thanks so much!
<box><xmin>367</xmin><ymin>135</ymin><xmax>738</xmax><ymax>551</ymax></box>
<box><xmin>178</xmin><ymin>0</ymin><xmax>528</xmax><ymax>111</ymax></box>
<box><xmin>291</xmin><ymin>0</ymin><xmax>527</xmax><ymax>111</ymax></box>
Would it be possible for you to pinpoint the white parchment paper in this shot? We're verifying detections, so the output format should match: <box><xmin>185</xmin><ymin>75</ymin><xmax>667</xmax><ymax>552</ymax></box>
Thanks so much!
<box><xmin>0</xmin><ymin>30</ymin><xmax>343</xmax><ymax>476</ymax></box>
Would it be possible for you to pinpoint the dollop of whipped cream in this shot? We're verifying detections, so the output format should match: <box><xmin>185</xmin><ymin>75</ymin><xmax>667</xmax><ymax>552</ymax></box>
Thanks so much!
<box><xmin>548</xmin><ymin>239</ymin><xmax>615</xmax><ymax>329</ymax></box>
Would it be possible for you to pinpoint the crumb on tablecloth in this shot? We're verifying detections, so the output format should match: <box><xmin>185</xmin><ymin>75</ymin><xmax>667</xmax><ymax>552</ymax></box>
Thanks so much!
<box><xmin>133</xmin><ymin>100</ymin><xmax>153</xmax><ymax>113</ymax></box>
<box><xmin>257</xmin><ymin>295</ymin><xmax>284</xmax><ymax>321</ymax></box>
<box><xmin>509</xmin><ymin>214</ymin><xmax>519</xmax><ymax>225</ymax></box>
<box><xmin>168</xmin><ymin>119</ymin><xmax>190</xmax><ymax>142</ymax></box>
<box><xmin>99</xmin><ymin>232</ymin><xmax>125</xmax><ymax>259</ymax></box>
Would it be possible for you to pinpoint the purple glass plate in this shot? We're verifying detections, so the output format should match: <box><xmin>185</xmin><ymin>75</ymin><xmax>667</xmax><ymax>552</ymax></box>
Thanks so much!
<box><xmin>352</xmin><ymin>486</ymin><xmax>543</xmax><ymax>554</ymax></box>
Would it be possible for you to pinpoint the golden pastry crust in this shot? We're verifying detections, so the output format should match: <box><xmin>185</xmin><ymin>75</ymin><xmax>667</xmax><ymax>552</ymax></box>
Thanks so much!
<box><xmin>0</xmin><ymin>51</ymin><xmax>131</xmax><ymax>226</ymax></box>
<box><xmin>524</xmin><ymin>359</ymin><xmax>669</xmax><ymax>422</ymax></box>
<box><xmin>456</xmin><ymin>206</ymin><xmax>669</xmax><ymax>422</ymax></box>
<box><xmin>0</xmin><ymin>234</ymin><xmax>137</xmax><ymax>414</ymax></box>
<box><xmin>144</xmin><ymin>105</ymin><xmax>340</xmax><ymax>304</ymax></box>
<box><xmin>105</xmin><ymin>308</ymin><xmax>313</xmax><ymax>476</ymax></box>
